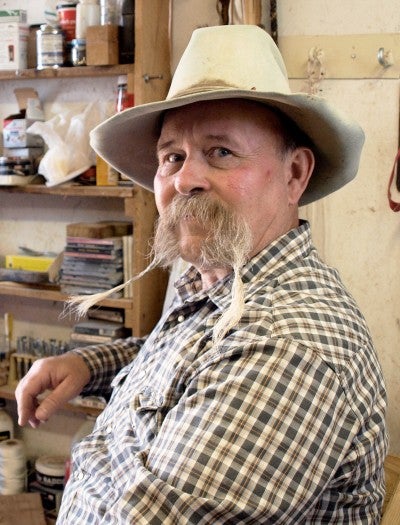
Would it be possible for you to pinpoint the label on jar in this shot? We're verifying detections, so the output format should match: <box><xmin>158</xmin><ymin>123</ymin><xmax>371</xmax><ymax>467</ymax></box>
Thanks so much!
<box><xmin>37</xmin><ymin>30</ymin><xmax>64</xmax><ymax>68</ymax></box>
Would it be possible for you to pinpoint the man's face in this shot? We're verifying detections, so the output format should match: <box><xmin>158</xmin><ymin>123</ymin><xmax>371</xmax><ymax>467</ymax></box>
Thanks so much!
<box><xmin>154</xmin><ymin>99</ymin><xmax>311</xmax><ymax>268</ymax></box>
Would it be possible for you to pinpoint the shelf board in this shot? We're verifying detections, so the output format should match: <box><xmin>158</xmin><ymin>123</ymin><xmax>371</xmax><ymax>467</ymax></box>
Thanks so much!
<box><xmin>0</xmin><ymin>183</ymin><xmax>136</xmax><ymax>198</ymax></box>
<box><xmin>0</xmin><ymin>282</ymin><xmax>133</xmax><ymax>311</ymax></box>
<box><xmin>0</xmin><ymin>384</ymin><xmax>103</xmax><ymax>417</ymax></box>
<box><xmin>0</xmin><ymin>64</ymin><xmax>134</xmax><ymax>81</ymax></box>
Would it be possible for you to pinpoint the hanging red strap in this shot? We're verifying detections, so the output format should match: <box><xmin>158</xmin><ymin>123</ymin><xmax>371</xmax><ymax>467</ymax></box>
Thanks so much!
<box><xmin>388</xmin><ymin>148</ymin><xmax>400</xmax><ymax>212</ymax></box>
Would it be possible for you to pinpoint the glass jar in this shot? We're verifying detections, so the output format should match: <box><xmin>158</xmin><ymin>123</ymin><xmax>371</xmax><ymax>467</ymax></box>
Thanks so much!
<box><xmin>71</xmin><ymin>38</ymin><xmax>86</xmax><ymax>66</ymax></box>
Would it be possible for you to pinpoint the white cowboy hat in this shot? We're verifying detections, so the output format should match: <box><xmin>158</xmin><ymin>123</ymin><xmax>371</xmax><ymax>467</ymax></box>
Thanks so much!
<box><xmin>90</xmin><ymin>24</ymin><xmax>364</xmax><ymax>205</ymax></box>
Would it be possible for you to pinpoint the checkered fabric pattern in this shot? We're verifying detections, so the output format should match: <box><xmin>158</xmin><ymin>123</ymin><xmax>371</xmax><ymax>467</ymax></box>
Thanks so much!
<box><xmin>59</xmin><ymin>222</ymin><xmax>387</xmax><ymax>524</ymax></box>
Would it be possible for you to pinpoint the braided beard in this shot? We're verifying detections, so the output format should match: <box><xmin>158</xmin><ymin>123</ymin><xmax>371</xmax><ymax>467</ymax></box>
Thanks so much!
<box><xmin>152</xmin><ymin>194</ymin><xmax>253</xmax><ymax>344</ymax></box>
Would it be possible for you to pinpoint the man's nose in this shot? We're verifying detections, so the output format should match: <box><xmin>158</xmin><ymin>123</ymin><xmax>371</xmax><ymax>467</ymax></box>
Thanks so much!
<box><xmin>174</xmin><ymin>157</ymin><xmax>211</xmax><ymax>195</ymax></box>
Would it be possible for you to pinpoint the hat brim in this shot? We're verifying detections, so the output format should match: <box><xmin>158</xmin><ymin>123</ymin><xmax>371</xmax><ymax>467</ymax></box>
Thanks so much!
<box><xmin>90</xmin><ymin>89</ymin><xmax>365</xmax><ymax>206</ymax></box>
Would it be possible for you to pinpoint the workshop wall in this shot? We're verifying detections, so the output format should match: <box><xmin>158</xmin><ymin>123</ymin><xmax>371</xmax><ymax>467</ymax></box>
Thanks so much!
<box><xmin>0</xmin><ymin>0</ymin><xmax>398</xmax><ymax>458</ymax></box>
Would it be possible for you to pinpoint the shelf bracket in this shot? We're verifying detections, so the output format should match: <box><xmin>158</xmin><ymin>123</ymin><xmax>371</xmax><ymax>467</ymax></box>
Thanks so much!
<box><xmin>143</xmin><ymin>73</ymin><xmax>164</xmax><ymax>83</ymax></box>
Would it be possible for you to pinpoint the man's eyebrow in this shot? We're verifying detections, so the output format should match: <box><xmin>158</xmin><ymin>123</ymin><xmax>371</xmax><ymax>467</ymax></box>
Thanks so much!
<box><xmin>157</xmin><ymin>139</ymin><xmax>174</xmax><ymax>152</ymax></box>
<box><xmin>157</xmin><ymin>134</ymin><xmax>236</xmax><ymax>151</ymax></box>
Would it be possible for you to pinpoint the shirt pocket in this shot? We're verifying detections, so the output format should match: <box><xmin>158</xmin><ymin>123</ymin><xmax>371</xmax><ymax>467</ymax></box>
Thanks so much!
<box><xmin>129</xmin><ymin>386</ymin><xmax>165</xmax><ymax>444</ymax></box>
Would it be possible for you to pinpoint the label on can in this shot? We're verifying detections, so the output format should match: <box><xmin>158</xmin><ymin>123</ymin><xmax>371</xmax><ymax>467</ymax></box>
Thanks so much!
<box><xmin>37</xmin><ymin>25</ymin><xmax>64</xmax><ymax>69</ymax></box>
<box><xmin>57</xmin><ymin>4</ymin><xmax>77</xmax><ymax>42</ymax></box>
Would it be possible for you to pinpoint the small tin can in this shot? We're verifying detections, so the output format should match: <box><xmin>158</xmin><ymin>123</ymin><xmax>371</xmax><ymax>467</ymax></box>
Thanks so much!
<box><xmin>71</xmin><ymin>38</ymin><xmax>86</xmax><ymax>66</ymax></box>
<box><xmin>36</xmin><ymin>24</ymin><xmax>64</xmax><ymax>69</ymax></box>
<box><xmin>0</xmin><ymin>157</ymin><xmax>16</xmax><ymax>175</ymax></box>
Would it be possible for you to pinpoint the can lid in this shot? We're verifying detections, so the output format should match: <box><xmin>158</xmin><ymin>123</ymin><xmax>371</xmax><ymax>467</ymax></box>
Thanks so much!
<box><xmin>39</xmin><ymin>23</ymin><xmax>62</xmax><ymax>32</ymax></box>
<box><xmin>57</xmin><ymin>2</ymin><xmax>78</xmax><ymax>8</ymax></box>
<box><xmin>35</xmin><ymin>455</ymin><xmax>68</xmax><ymax>477</ymax></box>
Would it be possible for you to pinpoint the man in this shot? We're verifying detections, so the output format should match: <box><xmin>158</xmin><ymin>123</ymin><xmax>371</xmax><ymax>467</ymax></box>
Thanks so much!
<box><xmin>16</xmin><ymin>25</ymin><xmax>387</xmax><ymax>523</ymax></box>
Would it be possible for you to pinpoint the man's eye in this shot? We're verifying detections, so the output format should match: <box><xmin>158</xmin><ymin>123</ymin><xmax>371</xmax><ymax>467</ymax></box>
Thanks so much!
<box><xmin>167</xmin><ymin>153</ymin><xmax>183</xmax><ymax>163</ymax></box>
<box><xmin>210</xmin><ymin>147</ymin><xmax>232</xmax><ymax>158</ymax></box>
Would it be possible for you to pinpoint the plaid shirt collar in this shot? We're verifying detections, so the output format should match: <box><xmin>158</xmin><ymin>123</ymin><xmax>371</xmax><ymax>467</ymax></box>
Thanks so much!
<box><xmin>174</xmin><ymin>220</ymin><xmax>312</xmax><ymax>311</ymax></box>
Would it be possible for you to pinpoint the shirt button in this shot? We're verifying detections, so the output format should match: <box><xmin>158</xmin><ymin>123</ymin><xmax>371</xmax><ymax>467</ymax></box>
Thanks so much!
<box><xmin>75</xmin><ymin>471</ymin><xmax>85</xmax><ymax>481</ymax></box>
<box><xmin>177</xmin><ymin>315</ymin><xmax>185</xmax><ymax>322</ymax></box>
<box><xmin>106</xmin><ymin>424</ymin><xmax>113</xmax><ymax>433</ymax></box>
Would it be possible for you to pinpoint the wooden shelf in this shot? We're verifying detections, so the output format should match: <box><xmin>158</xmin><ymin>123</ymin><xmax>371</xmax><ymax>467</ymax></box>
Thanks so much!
<box><xmin>0</xmin><ymin>282</ymin><xmax>132</xmax><ymax>310</ymax></box>
<box><xmin>0</xmin><ymin>64</ymin><xmax>133</xmax><ymax>81</ymax></box>
<box><xmin>0</xmin><ymin>182</ymin><xmax>137</xmax><ymax>198</ymax></box>
<box><xmin>0</xmin><ymin>0</ymin><xmax>170</xmax><ymax>340</ymax></box>
<box><xmin>0</xmin><ymin>384</ymin><xmax>103</xmax><ymax>417</ymax></box>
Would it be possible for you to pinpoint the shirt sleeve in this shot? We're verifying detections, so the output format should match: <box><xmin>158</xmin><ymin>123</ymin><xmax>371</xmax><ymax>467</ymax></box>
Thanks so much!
<box><xmin>100</xmin><ymin>337</ymin><xmax>384</xmax><ymax>523</ymax></box>
<box><xmin>72</xmin><ymin>336</ymin><xmax>146</xmax><ymax>397</ymax></box>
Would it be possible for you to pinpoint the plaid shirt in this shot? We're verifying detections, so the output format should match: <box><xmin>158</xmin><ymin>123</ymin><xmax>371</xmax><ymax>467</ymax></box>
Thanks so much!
<box><xmin>58</xmin><ymin>222</ymin><xmax>387</xmax><ymax>524</ymax></box>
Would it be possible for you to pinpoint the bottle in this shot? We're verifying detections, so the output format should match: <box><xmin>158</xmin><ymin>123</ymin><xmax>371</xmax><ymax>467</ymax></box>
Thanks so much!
<box><xmin>0</xmin><ymin>398</ymin><xmax>14</xmax><ymax>442</ymax></box>
<box><xmin>119</xmin><ymin>0</ymin><xmax>134</xmax><ymax>64</ymax></box>
<box><xmin>76</xmin><ymin>0</ymin><xmax>100</xmax><ymax>40</ymax></box>
<box><xmin>100</xmin><ymin>0</ymin><xmax>120</xmax><ymax>25</ymax></box>
<box><xmin>116</xmin><ymin>75</ymin><xmax>134</xmax><ymax>112</ymax></box>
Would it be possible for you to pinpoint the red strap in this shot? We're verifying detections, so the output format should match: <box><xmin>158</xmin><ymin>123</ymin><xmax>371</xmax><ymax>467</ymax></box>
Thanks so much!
<box><xmin>388</xmin><ymin>148</ymin><xmax>400</xmax><ymax>212</ymax></box>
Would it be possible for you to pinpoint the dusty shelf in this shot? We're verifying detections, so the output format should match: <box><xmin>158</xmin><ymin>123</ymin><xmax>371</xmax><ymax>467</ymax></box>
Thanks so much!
<box><xmin>0</xmin><ymin>64</ymin><xmax>133</xmax><ymax>81</ymax></box>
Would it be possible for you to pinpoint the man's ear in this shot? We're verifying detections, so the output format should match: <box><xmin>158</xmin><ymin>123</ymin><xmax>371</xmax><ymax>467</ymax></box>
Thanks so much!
<box><xmin>286</xmin><ymin>147</ymin><xmax>315</xmax><ymax>205</ymax></box>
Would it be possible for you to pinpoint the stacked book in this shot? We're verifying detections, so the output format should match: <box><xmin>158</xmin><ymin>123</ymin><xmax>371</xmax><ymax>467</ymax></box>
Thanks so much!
<box><xmin>60</xmin><ymin>221</ymin><xmax>133</xmax><ymax>297</ymax></box>
<box><xmin>70</xmin><ymin>318</ymin><xmax>128</xmax><ymax>347</ymax></box>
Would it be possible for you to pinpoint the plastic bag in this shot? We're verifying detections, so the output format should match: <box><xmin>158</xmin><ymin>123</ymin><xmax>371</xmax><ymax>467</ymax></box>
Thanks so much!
<box><xmin>27</xmin><ymin>102</ymin><xmax>105</xmax><ymax>187</ymax></box>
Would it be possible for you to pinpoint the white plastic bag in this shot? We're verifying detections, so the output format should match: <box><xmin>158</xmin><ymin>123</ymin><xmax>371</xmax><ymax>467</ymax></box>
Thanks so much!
<box><xmin>27</xmin><ymin>102</ymin><xmax>105</xmax><ymax>187</ymax></box>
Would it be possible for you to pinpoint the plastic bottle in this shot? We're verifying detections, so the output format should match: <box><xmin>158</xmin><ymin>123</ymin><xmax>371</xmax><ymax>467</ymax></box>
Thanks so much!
<box><xmin>116</xmin><ymin>75</ymin><xmax>134</xmax><ymax>112</ymax></box>
<box><xmin>76</xmin><ymin>0</ymin><xmax>100</xmax><ymax>39</ymax></box>
<box><xmin>0</xmin><ymin>398</ymin><xmax>14</xmax><ymax>442</ymax></box>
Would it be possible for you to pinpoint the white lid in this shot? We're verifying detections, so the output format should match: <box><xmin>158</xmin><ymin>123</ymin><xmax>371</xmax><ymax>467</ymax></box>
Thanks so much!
<box><xmin>35</xmin><ymin>455</ymin><xmax>68</xmax><ymax>477</ymax></box>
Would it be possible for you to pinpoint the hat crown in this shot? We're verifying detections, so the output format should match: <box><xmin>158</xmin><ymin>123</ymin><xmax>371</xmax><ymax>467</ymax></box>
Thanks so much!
<box><xmin>167</xmin><ymin>25</ymin><xmax>291</xmax><ymax>100</ymax></box>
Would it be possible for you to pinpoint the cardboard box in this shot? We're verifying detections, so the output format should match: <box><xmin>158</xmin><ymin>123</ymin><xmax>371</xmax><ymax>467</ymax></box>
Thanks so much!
<box><xmin>3</xmin><ymin>116</ymin><xmax>44</xmax><ymax>147</ymax></box>
<box><xmin>96</xmin><ymin>155</ymin><xmax>119</xmax><ymax>186</ymax></box>
<box><xmin>0</xmin><ymin>10</ymin><xmax>27</xmax><ymax>23</ymax></box>
<box><xmin>0</xmin><ymin>493</ymin><xmax>46</xmax><ymax>525</ymax></box>
<box><xmin>5</xmin><ymin>254</ymin><xmax>56</xmax><ymax>272</ymax></box>
<box><xmin>0</xmin><ymin>22</ymin><xmax>28</xmax><ymax>69</ymax></box>
<box><xmin>86</xmin><ymin>25</ymin><xmax>119</xmax><ymax>66</ymax></box>
<box><xmin>3</xmin><ymin>88</ymin><xmax>44</xmax><ymax>148</ymax></box>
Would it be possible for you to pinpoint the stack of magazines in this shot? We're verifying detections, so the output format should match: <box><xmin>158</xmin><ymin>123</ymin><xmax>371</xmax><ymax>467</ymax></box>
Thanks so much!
<box><xmin>70</xmin><ymin>318</ymin><xmax>128</xmax><ymax>347</ymax></box>
<box><xmin>59</xmin><ymin>221</ymin><xmax>133</xmax><ymax>297</ymax></box>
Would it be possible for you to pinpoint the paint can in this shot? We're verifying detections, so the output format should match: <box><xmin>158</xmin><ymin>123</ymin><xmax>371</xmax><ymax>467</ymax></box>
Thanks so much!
<box><xmin>35</xmin><ymin>455</ymin><xmax>68</xmax><ymax>490</ymax></box>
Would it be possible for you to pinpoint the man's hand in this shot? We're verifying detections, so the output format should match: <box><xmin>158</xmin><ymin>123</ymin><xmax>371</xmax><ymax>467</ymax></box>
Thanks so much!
<box><xmin>15</xmin><ymin>352</ymin><xmax>91</xmax><ymax>428</ymax></box>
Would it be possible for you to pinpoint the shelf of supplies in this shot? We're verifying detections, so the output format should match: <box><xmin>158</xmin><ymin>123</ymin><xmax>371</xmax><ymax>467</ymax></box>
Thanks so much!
<box><xmin>0</xmin><ymin>183</ymin><xmax>136</xmax><ymax>198</ymax></box>
<box><xmin>0</xmin><ymin>64</ymin><xmax>133</xmax><ymax>81</ymax></box>
<box><xmin>0</xmin><ymin>384</ymin><xmax>103</xmax><ymax>417</ymax></box>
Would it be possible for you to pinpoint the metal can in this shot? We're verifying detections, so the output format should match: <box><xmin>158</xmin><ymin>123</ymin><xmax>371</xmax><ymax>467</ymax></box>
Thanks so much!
<box><xmin>57</xmin><ymin>2</ymin><xmax>78</xmax><ymax>43</ymax></box>
<box><xmin>36</xmin><ymin>24</ymin><xmax>64</xmax><ymax>69</ymax></box>
<box><xmin>0</xmin><ymin>157</ymin><xmax>15</xmax><ymax>175</ymax></box>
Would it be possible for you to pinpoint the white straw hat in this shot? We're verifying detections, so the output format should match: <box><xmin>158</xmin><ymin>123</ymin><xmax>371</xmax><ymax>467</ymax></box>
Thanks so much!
<box><xmin>90</xmin><ymin>25</ymin><xmax>364</xmax><ymax>205</ymax></box>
